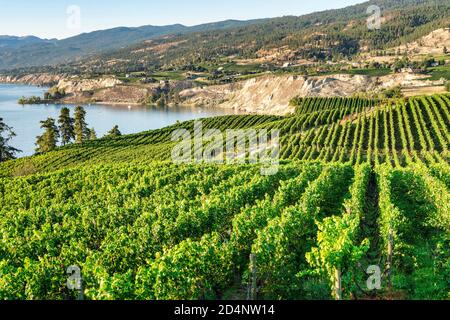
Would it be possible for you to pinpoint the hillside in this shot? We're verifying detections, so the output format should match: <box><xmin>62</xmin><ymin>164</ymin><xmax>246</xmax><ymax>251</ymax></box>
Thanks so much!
<box><xmin>52</xmin><ymin>0</ymin><xmax>449</xmax><ymax>76</ymax></box>
<box><xmin>1</xmin><ymin>0</ymin><xmax>448</xmax><ymax>74</ymax></box>
<box><xmin>0</xmin><ymin>0</ymin><xmax>449</xmax><ymax>302</ymax></box>
<box><xmin>0</xmin><ymin>95</ymin><xmax>448</xmax><ymax>300</ymax></box>
<box><xmin>178</xmin><ymin>72</ymin><xmax>446</xmax><ymax>114</ymax></box>
<box><xmin>394</xmin><ymin>28</ymin><xmax>450</xmax><ymax>56</ymax></box>
<box><xmin>0</xmin><ymin>20</ymin><xmax>264</xmax><ymax>70</ymax></box>
<box><xmin>2</xmin><ymin>94</ymin><xmax>449</xmax><ymax>177</ymax></box>
<box><xmin>0</xmin><ymin>36</ymin><xmax>56</xmax><ymax>49</ymax></box>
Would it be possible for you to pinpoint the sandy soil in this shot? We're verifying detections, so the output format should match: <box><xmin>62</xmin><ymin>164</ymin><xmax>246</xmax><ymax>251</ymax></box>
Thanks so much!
<box><xmin>402</xmin><ymin>86</ymin><xmax>446</xmax><ymax>97</ymax></box>
<box><xmin>394</xmin><ymin>28</ymin><xmax>450</xmax><ymax>56</ymax></box>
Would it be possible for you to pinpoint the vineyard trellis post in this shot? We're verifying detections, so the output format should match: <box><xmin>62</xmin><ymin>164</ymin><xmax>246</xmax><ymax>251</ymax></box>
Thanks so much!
<box><xmin>387</xmin><ymin>229</ymin><xmax>394</xmax><ymax>288</ymax></box>
<box><xmin>334</xmin><ymin>268</ymin><xmax>342</xmax><ymax>300</ymax></box>
<box><xmin>247</xmin><ymin>253</ymin><xmax>257</xmax><ymax>300</ymax></box>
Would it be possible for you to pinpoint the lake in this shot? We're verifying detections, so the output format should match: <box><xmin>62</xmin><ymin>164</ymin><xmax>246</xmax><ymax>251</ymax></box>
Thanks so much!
<box><xmin>0</xmin><ymin>84</ymin><xmax>240</xmax><ymax>157</ymax></box>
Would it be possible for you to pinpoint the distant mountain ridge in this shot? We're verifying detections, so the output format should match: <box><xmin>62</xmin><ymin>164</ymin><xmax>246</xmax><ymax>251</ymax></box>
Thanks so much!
<box><xmin>0</xmin><ymin>35</ymin><xmax>56</xmax><ymax>49</ymax></box>
<box><xmin>0</xmin><ymin>19</ymin><xmax>265</xmax><ymax>70</ymax></box>
<box><xmin>0</xmin><ymin>0</ymin><xmax>447</xmax><ymax>71</ymax></box>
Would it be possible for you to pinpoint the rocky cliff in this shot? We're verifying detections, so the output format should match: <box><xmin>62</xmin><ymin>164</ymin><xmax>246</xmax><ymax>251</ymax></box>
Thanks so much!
<box><xmin>57</xmin><ymin>77</ymin><xmax>122</xmax><ymax>94</ymax></box>
<box><xmin>179</xmin><ymin>73</ymin><xmax>444</xmax><ymax>115</ymax></box>
<box><xmin>3</xmin><ymin>72</ymin><xmax>443</xmax><ymax>114</ymax></box>
<box><xmin>0</xmin><ymin>73</ymin><xmax>65</xmax><ymax>86</ymax></box>
<box><xmin>61</xmin><ymin>84</ymin><xmax>154</xmax><ymax>105</ymax></box>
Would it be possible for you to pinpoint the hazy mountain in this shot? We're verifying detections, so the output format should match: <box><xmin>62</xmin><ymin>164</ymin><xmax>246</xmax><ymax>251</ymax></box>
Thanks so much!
<box><xmin>0</xmin><ymin>36</ymin><xmax>56</xmax><ymax>49</ymax></box>
<box><xmin>64</xmin><ymin>0</ymin><xmax>445</xmax><ymax>75</ymax></box>
<box><xmin>0</xmin><ymin>0</ymin><xmax>446</xmax><ymax>71</ymax></box>
<box><xmin>0</xmin><ymin>20</ymin><xmax>265</xmax><ymax>70</ymax></box>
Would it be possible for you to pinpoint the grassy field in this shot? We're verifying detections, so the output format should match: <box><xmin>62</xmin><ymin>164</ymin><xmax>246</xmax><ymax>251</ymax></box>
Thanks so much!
<box><xmin>343</xmin><ymin>68</ymin><xmax>392</xmax><ymax>77</ymax></box>
<box><xmin>423</xmin><ymin>65</ymin><xmax>450</xmax><ymax>81</ymax></box>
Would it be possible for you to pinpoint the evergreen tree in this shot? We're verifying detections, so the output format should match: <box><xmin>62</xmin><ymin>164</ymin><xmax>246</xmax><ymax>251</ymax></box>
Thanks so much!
<box><xmin>74</xmin><ymin>106</ymin><xmax>89</xmax><ymax>144</ymax></box>
<box><xmin>0</xmin><ymin>118</ymin><xmax>21</xmax><ymax>162</ymax></box>
<box><xmin>105</xmin><ymin>125</ymin><xmax>122</xmax><ymax>138</ymax></box>
<box><xmin>88</xmin><ymin>128</ymin><xmax>97</xmax><ymax>140</ymax></box>
<box><xmin>18</xmin><ymin>97</ymin><xmax>26</xmax><ymax>105</ymax></box>
<box><xmin>35</xmin><ymin>118</ymin><xmax>59</xmax><ymax>154</ymax></box>
<box><xmin>58</xmin><ymin>107</ymin><xmax>75</xmax><ymax>146</ymax></box>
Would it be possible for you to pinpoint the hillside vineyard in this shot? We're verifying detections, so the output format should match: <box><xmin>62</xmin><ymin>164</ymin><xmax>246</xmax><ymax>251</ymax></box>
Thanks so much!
<box><xmin>0</xmin><ymin>95</ymin><xmax>449</xmax><ymax>299</ymax></box>
<box><xmin>2</xmin><ymin>95</ymin><xmax>449</xmax><ymax>174</ymax></box>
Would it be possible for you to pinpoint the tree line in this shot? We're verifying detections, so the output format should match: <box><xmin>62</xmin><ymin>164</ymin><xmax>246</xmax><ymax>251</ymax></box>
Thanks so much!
<box><xmin>0</xmin><ymin>118</ymin><xmax>20</xmax><ymax>162</ymax></box>
<box><xmin>0</xmin><ymin>106</ymin><xmax>123</xmax><ymax>163</ymax></box>
<box><xmin>35</xmin><ymin>106</ymin><xmax>122</xmax><ymax>154</ymax></box>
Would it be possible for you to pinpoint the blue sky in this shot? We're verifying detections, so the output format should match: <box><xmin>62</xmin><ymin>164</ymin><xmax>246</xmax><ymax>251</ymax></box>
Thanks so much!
<box><xmin>0</xmin><ymin>0</ymin><xmax>365</xmax><ymax>39</ymax></box>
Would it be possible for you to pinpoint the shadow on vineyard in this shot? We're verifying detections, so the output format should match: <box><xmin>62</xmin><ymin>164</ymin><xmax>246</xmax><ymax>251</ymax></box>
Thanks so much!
<box><xmin>0</xmin><ymin>94</ymin><xmax>448</xmax><ymax>300</ymax></box>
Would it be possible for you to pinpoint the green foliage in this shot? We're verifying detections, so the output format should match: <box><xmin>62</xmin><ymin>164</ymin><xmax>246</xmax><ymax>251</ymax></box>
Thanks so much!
<box><xmin>18</xmin><ymin>96</ymin><xmax>42</xmax><ymax>105</ymax></box>
<box><xmin>377</xmin><ymin>164</ymin><xmax>449</xmax><ymax>299</ymax></box>
<box><xmin>305</xmin><ymin>213</ymin><xmax>369</xmax><ymax>298</ymax></box>
<box><xmin>0</xmin><ymin>118</ymin><xmax>21</xmax><ymax>162</ymax></box>
<box><xmin>58</xmin><ymin>107</ymin><xmax>75</xmax><ymax>146</ymax></box>
<box><xmin>74</xmin><ymin>106</ymin><xmax>89</xmax><ymax>144</ymax></box>
<box><xmin>88</xmin><ymin>128</ymin><xmax>97</xmax><ymax>140</ymax></box>
<box><xmin>251</xmin><ymin>164</ymin><xmax>355</xmax><ymax>299</ymax></box>
<box><xmin>0</xmin><ymin>92</ymin><xmax>448</xmax><ymax>301</ymax></box>
<box><xmin>105</xmin><ymin>125</ymin><xmax>122</xmax><ymax>138</ymax></box>
<box><xmin>46</xmin><ymin>87</ymin><xmax>66</xmax><ymax>100</ymax></box>
<box><xmin>35</xmin><ymin>118</ymin><xmax>59</xmax><ymax>154</ymax></box>
<box><xmin>381</xmin><ymin>86</ymin><xmax>404</xmax><ymax>99</ymax></box>
<box><xmin>1</xmin><ymin>94</ymin><xmax>449</xmax><ymax>178</ymax></box>
<box><xmin>136</xmin><ymin>233</ymin><xmax>233</xmax><ymax>300</ymax></box>
<box><xmin>424</xmin><ymin>65</ymin><xmax>450</xmax><ymax>81</ymax></box>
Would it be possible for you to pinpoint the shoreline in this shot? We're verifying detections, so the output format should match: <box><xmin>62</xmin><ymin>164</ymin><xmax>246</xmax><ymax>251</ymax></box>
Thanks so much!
<box><xmin>3</xmin><ymin>71</ymin><xmax>447</xmax><ymax>117</ymax></box>
<box><xmin>0</xmin><ymin>74</ymin><xmax>64</xmax><ymax>87</ymax></box>
<box><xmin>10</xmin><ymin>94</ymin><xmax>245</xmax><ymax>114</ymax></box>
<box><xmin>0</xmin><ymin>81</ymin><xmax>49</xmax><ymax>87</ymax></box>
<box><xmin>1</xmin><ymin>81</ymin><xmax>244</xmax><ymax>113</ymax></box>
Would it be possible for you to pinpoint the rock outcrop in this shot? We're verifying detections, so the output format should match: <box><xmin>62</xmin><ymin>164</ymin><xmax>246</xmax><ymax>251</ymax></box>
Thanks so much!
<box><xmin>0</xmin><ymin>73</ymin><xmax>65</xmax><ymax>86</ymax></box>
<box><xmin>61</xmin><ymin>85</ymin><xmax>154</xmax><ymax>105</ymax></box>
<box><xmin>394</xmin><ymin>28</ymin><xmax>450</xmax><ymax>56</ymax></box>
<box><xmin>179</xmin><ymin>73</ymin><xmax>445</xmax><ymax>115</ymax></box>
<box><xmin>57</xmin><ymin>77</ymin><xmax>122</xmax><ymax>94</ymax></box>
<box><xmin>3</xmin><ymin>71</ymin><xmax>445</xmax><ymax>115</ymax></box>
<box><xmin>180</xmin><ymin>74</ymin><xmax>376</xmax><ymax>114</ymax></box>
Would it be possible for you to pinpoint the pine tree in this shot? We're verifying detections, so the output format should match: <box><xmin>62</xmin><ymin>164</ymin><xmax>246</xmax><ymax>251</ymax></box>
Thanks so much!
<box><xmin>58</xmin><ymin>107</ymin><xmax>75</xmax><ymax>146</ymax></box>
<box><xmin>0</xmin><ymin>118</ymin><xmax>21</xmax><ymax>162</ymax></box>
<box><xmin>88</xmin><ymin>128</ymin><xmax>97</xmax><ymax>140</ymax></box>
<box><xmin>74</xmin><ymin>106</ymin><xmax>89</xmax><ymax>144</ymax></box>
<box><xmin>35</xmin><ymin>118</ymin><xmax>59</xmax><ymax>154</ymax></box>
<box><xmin>105</xmin><ymin>125</ymin><xmax>122</xmax><ymax>138</ymax></box>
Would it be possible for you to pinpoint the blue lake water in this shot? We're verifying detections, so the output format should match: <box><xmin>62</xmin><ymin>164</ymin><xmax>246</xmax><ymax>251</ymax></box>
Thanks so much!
<box><xmin>0</xmin><ymin>83</ymin><xmax>239</xmax><ymax>157</ymax></box>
